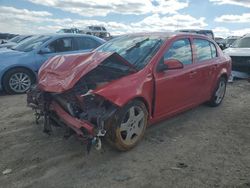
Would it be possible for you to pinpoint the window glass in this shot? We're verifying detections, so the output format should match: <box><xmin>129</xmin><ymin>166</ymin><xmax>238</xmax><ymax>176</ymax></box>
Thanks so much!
<box><xmin>12</xmin><ymin>35</ymin><xmax>51</xmax><ymax>52</ymax></box>
<box><xmin>9</xmin><ymin>36</ymin><xmax>21</xmax><ymax>43</ymax></box>
<box><xmin>194</xmin><ymin>39</ymin><xmax>217</xmax><ymax>61</ymax></box>
<box><xmin>48</xmin><ymin>38</ymin><xmax>73</xmax><ymax>53</ymax></box>
<box><xmin>194</xmin><ymin>39</ymin><xmax>211</xmax><ymax>61</ymax></box>
<box><xmin>96</xmin><ymin>35</ymin><xmax>164</xmax><ymax>70</ymax></box>
<box><xmin>76</xmin><ymin>37</ymin><xmax>99</xmax><ymax>50</ymax></box>
<box><xmin>210</xmin><ymin>43</ymin><xmax>217</xmax><ymax>58</ymax></box>
<box><xmin>164</xmin><ymin>39</ymin><xmax>192</xmax><ymax>65</ymax></box>
<box><xmin>232</xmin><ymin>37</ymin><xmax>250</xmax><ymax>48</ymax></box>
<box><xmin>94</xmin><ymin>27</ymin><xmax>101</xmax><ymax>30</ymax></box>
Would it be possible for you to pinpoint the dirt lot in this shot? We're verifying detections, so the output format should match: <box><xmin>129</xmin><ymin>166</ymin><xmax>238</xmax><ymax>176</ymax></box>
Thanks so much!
<box><xmin>0</xmin><ymin>80</ymin><xmax>249</xmax><ymax>188</ymax></box>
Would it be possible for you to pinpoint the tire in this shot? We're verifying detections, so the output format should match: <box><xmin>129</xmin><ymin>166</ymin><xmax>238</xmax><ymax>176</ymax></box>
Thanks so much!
<box><xmin>3</xmin><ymin>68</ymin><xmax>35</xmax><ymax>94</ymax></box>
<box><xmin>106</xmin><ymin>100</ymin><xmax>148</xmax><ymax>151</ymax></box>
<box><xmin>208</xmin><ymin>76</ymin><xmax>227</xmax><ymax>107</ymax></box>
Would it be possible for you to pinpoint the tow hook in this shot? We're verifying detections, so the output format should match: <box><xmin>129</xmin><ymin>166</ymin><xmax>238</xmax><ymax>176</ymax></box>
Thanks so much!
<box><xmin>86</xmin><ymin>137</ymin><xmax>102</xmax><ymax>154</ymax></box>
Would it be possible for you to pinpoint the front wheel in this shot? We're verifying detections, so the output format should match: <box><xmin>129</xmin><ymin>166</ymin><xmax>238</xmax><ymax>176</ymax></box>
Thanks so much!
<box><xmin>3</xmin><ymin>68</ymin><xmax>35</xmax><ymax>94</ymax></box>
<box><xmin>208</xmin><ymin>77</ymin><xmax>227</xmax><ymax>107</ymax></box>
<box><xmin>106</xmin><ymin>100</ymin><xmax>148</xmax><ymax>151</ymax></box>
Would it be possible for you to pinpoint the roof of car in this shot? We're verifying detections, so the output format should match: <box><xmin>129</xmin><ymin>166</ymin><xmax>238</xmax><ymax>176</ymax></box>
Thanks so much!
<box><xmin>177</xmin><ymin>29</ymin><xmax>213</xmax><ymax>32</ymax></box>
<box><xmin>37</xmin><ymin>33</ymin><xmax>97</xmax><ymax>38</ymax></box>
<box><xmin>243</xmin><ymin>33</ymin><xmax>250</xmax><ymax>37</ymax></box>
<box><xmin>120</xmin><ymin>32</ymin><xmax>211</xmax><ymax>39</ymax></box>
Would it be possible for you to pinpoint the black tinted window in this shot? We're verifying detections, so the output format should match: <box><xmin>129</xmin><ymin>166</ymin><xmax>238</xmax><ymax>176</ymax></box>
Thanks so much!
<box><xmin>76</xmin><ymin>37</ymin><xmax>99</xmax><ymax>50</ymax></box>
<box><xmin>48</xmin><ymin>38</ymin><xmax>73</xmax><ymax>53</ymax></box>
<box><xmin>94</xmin><ymin>27</ymin><xmax>101</xmax><ymax>30</ymax></box>
<box><xmin>164</xmin><ymin>39</ymin><xmax>192</xmax><ymax>65</ymax></box>
<box><xmin>194</xmin><ymin>39</ymin><xmax>217</xmax><ymax>61</ymax></box>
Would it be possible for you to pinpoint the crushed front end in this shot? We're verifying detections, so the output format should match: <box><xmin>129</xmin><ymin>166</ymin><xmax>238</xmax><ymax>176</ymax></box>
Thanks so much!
<box><xmin>27</xmin><ymin>84</ymin><xmax>118</xmax><ymax>152</ymax></box>
<box><xmin>27</xmin><ymin>52</ymin><xmax>135</xmax><ymax>152</ymax></box>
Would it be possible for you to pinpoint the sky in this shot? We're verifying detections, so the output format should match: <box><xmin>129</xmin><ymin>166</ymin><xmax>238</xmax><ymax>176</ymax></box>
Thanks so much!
<box><xmin>0</xmin><ymin>0</ymin><xmax>250</xmax><ymax>38</ymax></box>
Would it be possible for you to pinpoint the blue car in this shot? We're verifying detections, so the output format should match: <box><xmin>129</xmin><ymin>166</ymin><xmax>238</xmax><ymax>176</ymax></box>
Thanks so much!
<box><xmin>0</xmin><ymin>34</ymin><xmax>105</xmax><ymax>94</ymax></box>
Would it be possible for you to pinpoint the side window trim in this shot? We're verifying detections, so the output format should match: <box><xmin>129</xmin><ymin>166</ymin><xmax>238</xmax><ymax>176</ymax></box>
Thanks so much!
<box><xmin>209</xmin><ymin>42</ymin><xmax>218</xmax><ymax>58</ymax></box>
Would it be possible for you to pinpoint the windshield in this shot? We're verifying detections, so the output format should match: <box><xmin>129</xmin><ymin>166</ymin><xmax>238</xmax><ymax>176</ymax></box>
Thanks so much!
<box><xmin>96</xmin><ymin>35</ymin><xmax>164</xmax><ymax>70</ymax></box>
<box><xmin>232</xmin><ymin>37</ymin><xmax>250</xmax><ymax>48</ymax></box>
<box><xmin>226</xmin><ymin>38</ymin><xmax>237</xmax><ymax>45</ymax></box>
<box><xmin>12</xmin><ymin>35</ymin><xmax>51</xmax><ymax>52</ymax></box>
<box><xmin>8</xmin><ymin>36</ymin><xmax>21</xmax><ymax>43</ymax></box>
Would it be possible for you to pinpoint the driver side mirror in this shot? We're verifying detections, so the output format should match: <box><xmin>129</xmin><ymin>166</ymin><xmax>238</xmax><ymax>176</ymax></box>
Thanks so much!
<box><xmin>157</xmin><ymin>59</ymin><xmax>183</xmax><ymax>72</ymax></box>
<box><xmin>38</xmin><ymin>47</ymin><xmax>51</xmax><ymax>54</ymax></box>
<box><xmin>164</xmin><ymin>59</ymin><xmax>183</xmax><ymax>69</ymax></box>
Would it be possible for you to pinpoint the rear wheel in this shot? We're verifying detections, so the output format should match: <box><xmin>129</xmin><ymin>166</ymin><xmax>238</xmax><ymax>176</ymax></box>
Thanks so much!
<box><xmin>3</xmin><ymin>68</ymin><xmax>35</xmax><ymax>94</ymax></box>
<box><xmin>208</xmin><ymin>76</ymin><xmax>227</xmax><ymax>107</ymax></box>
<box><xmin>106</xmin><ymin>100</ymin><xmax>148</xmax><ymax>151</ymax></box>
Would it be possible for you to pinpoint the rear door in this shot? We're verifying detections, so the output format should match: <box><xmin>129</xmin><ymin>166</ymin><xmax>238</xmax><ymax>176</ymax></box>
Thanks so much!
<box><xmin>192</xmin><ymin>38</ymin><xmax>219</xmax><ymax>100</ymax></box>
<box><xmin>74</xmin><ymin>36</ymin><xmax>100</xmax><ymax>52</ymax></box>
<box><xmin>154</xmin><ymin>37</ymin><xmax>200</xmax><ymax>118</ymax></box>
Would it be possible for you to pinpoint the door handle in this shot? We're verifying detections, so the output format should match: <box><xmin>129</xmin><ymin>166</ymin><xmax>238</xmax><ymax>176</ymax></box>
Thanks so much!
<box><xmin>189</xmin><ymin>71</ymin><xmax>197</xmax><ymax>75</ymax></box>
<box><xmin>189</xmin><ymin>71</ymin><xmax>197</xmax><ymax>78</ymax></box>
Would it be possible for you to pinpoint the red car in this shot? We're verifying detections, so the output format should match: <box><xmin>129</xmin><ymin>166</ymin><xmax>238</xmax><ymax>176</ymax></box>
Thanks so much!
<box><xmin>27</xmin><ymin>32</ymin><xmax>231</xmax><ymax>152</ymax></box>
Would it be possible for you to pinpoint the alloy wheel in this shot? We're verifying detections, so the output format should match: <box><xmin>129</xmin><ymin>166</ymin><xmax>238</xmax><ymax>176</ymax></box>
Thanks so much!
<box><xmin>9</xmin><ymin>72</ymin><xmax>31</xmax><ymax>93</ymax></box>
<box><xmin>215</xmin><ymin>79</ymin><xmax>226</xmax><ymax>104</ymax></box>
<box><xmin>119</xmin><ymin>106</ymin><xmax>145</xmax><ymax>145</ymax></box>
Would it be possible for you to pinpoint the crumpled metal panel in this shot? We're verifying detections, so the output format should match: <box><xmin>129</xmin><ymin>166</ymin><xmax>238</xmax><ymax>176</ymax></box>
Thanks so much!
<box><xmin>38</xmin><ymin>51</ymin><xmax>113</xmax><ymax>92</ymax></box>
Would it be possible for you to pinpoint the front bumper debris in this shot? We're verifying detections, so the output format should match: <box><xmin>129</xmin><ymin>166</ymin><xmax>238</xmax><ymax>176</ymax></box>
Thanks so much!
<box><xmin>51</xmin><ymin>101</ymin><xmax>94</xmax><ymax>136</ymax></box>
<box><xmin>27</xmin><ymin>85</ymin><xmax>118</xmax><ymax>153</ymax></box>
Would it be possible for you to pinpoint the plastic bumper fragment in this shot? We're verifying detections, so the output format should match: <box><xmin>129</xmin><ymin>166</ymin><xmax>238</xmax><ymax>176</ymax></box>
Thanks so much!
<box><xmin>51</xmin><ymin>102</ymin><xmax>95</xmax><ymax>136</ymax></box>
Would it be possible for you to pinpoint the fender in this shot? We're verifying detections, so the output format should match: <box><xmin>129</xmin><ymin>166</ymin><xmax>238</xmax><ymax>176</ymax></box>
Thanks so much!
<box><xmin>0</xmin><ymin>64</ymin><xmax>37</xmax><ymax>83</ymax></box>
<box><xmin>93</xmin><ymin>68</ymin><xmax>154</xmax><ymax>117</ymax></box>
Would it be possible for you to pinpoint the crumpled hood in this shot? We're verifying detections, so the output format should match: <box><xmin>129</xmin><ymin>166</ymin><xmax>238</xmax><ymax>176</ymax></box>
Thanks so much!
<box><xmin>223</xmin><ymin>47</ymin><xmax>250</xmax><ymax>57</ymax></box>
<box><xmin>38</xmin><ymin>51</ymin><xmax>115</xmax><ymax>92</ymax></box>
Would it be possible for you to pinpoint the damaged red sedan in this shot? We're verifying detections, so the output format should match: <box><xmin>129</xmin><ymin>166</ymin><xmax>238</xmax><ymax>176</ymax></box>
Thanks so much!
<box><xmin>27</xmin><ymin>32</ymin><xmax>231</xmax><ymax>152</ymax></box>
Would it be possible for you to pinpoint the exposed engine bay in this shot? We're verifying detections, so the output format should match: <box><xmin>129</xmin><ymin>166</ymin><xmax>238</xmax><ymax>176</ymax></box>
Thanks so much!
<box><xmin>27</xmin><ymin>54</ymin><xmax>135</xmax><ymax>153</ymax></box>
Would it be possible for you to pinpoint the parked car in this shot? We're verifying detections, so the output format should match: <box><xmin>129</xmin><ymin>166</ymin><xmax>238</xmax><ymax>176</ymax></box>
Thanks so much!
<box><xmin>177</xmin><ymin>29</ymin><xmax>215</xmax><ymax>40</ymax></box>
<box><xmin>83</xmin><ymin>26</ymin><xmax>110</xmax><ymax>38</ymax></box>
<box><xmin>57</xmin><ymin>28</ymin><xmax>80</xmax><ymax>34</ymax></box>
<box><xmin>215</xmin><ymin>37</ymin><xmax>225</xmax><ymax>49</ymax></box>
<box><xmin>223</xmin><ymin>34</ymin><xmax>250</xmax><ymax>76</ymax></box>
<box><xmin>27</xmin><ymin>32</ymin><xmax>231</xmax><ymax>152</ymax></box>
<box><xmin>222</xmin><ymin>36</ymin><xmax>240</xmax><ymax>49</ymax></box>
<box><xmin>0</xmin><ymin>34</ymin><xmax>105</xmax><ymax>94</ymax></box>
<box><xmin>0</xmin><ymin>33</ymin><xmax>17</xmax><ymax>42</ymax></box>
<box><xmin>0</xmin><ymin>35</ymin><xmax>32</xmax><ymax>49</ymax></box>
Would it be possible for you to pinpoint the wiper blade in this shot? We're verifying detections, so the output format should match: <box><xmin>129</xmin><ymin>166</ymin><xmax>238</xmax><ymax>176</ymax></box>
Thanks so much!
<box><xmin>133</xmin><ymin>39</ymin><xmax>162</xmax><ymax>69</ymax></box>
<box><xmin>126</xmin><ymin>38</ymin><xmax>149</xmax><ymax>52</ymax></box>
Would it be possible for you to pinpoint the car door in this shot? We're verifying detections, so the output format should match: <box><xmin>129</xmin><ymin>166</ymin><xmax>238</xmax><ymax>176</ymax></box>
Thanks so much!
<box><xmin>35</xmin><ymin>37</ymin><xmax>79</xmax><ymax>69</ymax></box>
<box><xmin>74</xmin><ymin>36</ymin><xmax>100</xmax><ymax>52</ymax></box>
<box><xmin>192</xmin><ymin>38</ymin><xmax>219</xmax><ymax>100</ymax></box>
<box><xmin>153</xmin><ymin>38</ymin><xmax>200</xmax><ymax>118</ymax></box>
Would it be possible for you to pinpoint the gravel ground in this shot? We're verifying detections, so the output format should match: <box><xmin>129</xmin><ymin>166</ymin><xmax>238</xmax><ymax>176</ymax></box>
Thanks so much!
<box><xmin>0</xmin><ymin>80</ymin><xmax>249</xmax><ymax>188</ymax></box>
